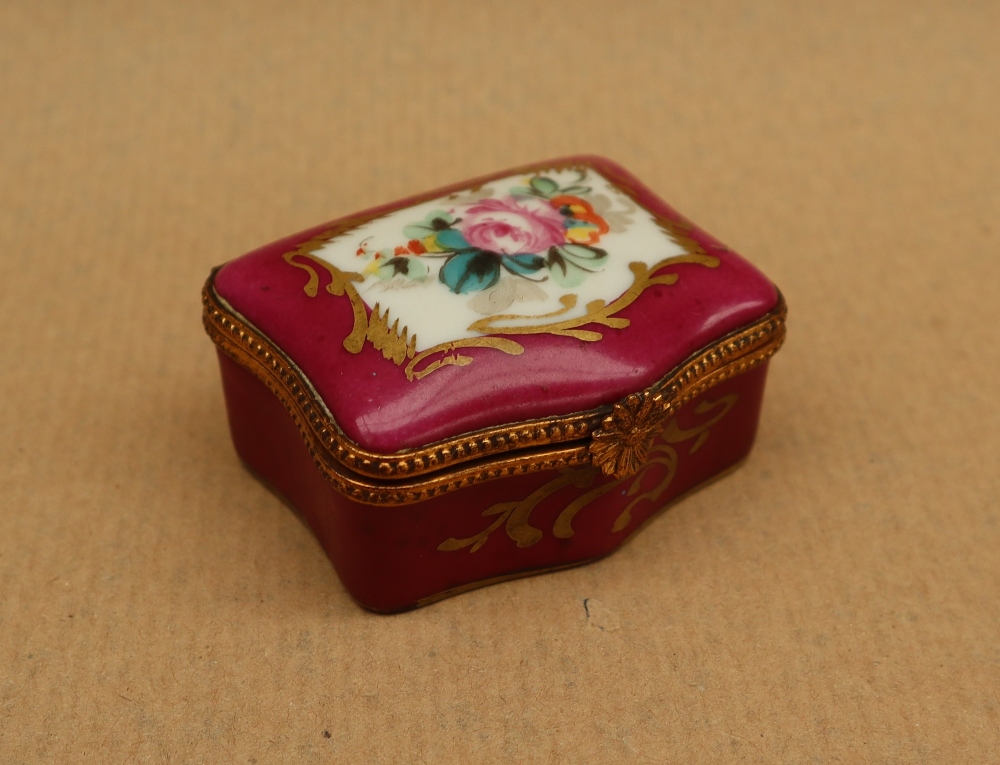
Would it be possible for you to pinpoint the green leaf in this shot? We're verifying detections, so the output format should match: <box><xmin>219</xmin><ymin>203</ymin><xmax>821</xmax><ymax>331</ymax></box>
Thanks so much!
<box><xmin>546</xmin><ymin>245</ymin><xmax>607</xmax><ymax>288</ymax></box>
<box><xmin>561</xmin><ymin>244</ymin><xmax>608</xmax><ymax>266</ymax></box>
<box><xmin>374</xmin><ymin>256</ymin><xmax>427</xmax><ymax>281</ymax></box>
<box><xmin>402</xmin><ymin>210</ymin><xmax>458</xmax><ymax>240</ymax></box>
<box><xmin>529</xmin><ymin>176</ymin><xmax>559</xmax><ymax>197</ymax></box>
<box><xmin>559</xmin><ymin>185</ymin><xmax>592</xmax><ymax>196</ymax></box>
<box><xmin>434</xmin><ymin>228</ymin><xmax>470</xmax><ymax>251</ymax></box>
<box><xmin>502</xmin><ymin>254</ymin><xmax>545</xmax><ymax>276</ymax></box>
<box><xmin>439</xmin><ymin>251</ymin><xmax>501</xmax><ymax>293</ymax></box>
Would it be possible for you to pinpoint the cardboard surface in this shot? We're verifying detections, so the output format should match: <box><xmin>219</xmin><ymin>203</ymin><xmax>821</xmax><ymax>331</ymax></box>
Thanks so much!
<box><xmin>2</xmin><ymin>2</ymin><xmax>998</xmax><ymax>761</ymax></box>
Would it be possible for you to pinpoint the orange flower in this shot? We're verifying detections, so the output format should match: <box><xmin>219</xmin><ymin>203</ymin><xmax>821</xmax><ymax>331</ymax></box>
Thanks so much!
<box><xmin>550</xmin><ymin>195</ymin><xmax>610</xmax><ymax>245</ymax></box>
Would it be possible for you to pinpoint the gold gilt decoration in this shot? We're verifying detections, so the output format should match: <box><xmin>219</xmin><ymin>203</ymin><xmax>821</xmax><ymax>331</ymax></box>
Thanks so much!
<box><xmin>437</xmin><ymin>471</ymin><xmax>596</xmax><ymax>553</ymax></box>
<box><xmin>283</xmin><ymin>249</ymin><xmax>523</xmax><ymax>380</ymax></box>
<box><xmin>406</xmin><ymin>336</ymin><xmax>524</xmax><ymax>381</ymax></box>
<box><xmin>365</xmin><ymin>303</ymin><xmax>417</xmax><ymax>364</ymax></box>
<box><xmin>283</xmin><ymin>228</ymin><xmax>370</xmax><ymax>352</ymax></box>
<box><xmin>466</xmin><ymin>254</ymin><xmax>718</xmax><ymax>340</ymax></box>
<box><xmin>203</xmin><ymin>275</ymin><xmax>785</xmax><ymax>494</ymax></box>
<box><xmin>437</xmin><ymin>393</ymin><xmax>738</xmax><ymax>553</ymax></box>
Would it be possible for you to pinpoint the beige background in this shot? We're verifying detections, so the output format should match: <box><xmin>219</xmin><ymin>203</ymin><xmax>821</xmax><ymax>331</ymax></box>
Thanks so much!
<box><xmin>2</xmin><ymin>2</ymin><xmax>999</xmax><ymax>762</ymax></box>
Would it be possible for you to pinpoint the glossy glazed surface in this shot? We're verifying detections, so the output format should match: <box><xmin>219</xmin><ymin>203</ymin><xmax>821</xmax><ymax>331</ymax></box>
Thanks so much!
<box><xmin>219</xmin><ymin>351</ymin><xmax>771</xmax><ymax>612</ymax></box>
<box><xmin>214</xmin><ymin>156</ymin><xmax>778</xmax><ymax>453</ymax></box>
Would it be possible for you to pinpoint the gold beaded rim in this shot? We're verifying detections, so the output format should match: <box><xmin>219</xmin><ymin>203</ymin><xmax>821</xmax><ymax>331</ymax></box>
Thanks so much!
<box><xmin>203</xmin><ymin>275</ymin><xmax>785</xmax><ymax>505</ymax></box>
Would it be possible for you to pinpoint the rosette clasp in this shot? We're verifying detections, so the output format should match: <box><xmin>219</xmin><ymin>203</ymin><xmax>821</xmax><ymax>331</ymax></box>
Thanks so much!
<box><xmin>589</xmin><ymin>392</ymin><xmax>671</xmax><ymax>479</ymax></box>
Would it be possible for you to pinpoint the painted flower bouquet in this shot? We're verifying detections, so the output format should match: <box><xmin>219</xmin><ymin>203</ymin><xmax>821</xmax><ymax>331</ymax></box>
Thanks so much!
<box><xmin>355</xmin><ymin>173</ymin><xmax>613</xmax><ymax>294</ymax></box>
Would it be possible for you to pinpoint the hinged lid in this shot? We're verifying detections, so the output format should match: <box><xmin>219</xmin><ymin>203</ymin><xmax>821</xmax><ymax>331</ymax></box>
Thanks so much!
<box><xmin>204</xmin><ymin>156</ymin><xmax>785</xmax><ymax>503</ymax></box>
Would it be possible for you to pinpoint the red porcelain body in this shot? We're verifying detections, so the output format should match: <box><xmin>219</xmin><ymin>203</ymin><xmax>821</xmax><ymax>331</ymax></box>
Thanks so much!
<box><xmin>204</xmin><ymin>155</ymin><xmax>785</xmax><ymax>612</ymax></box>
<box><xmin>219</xmin><ymin>352</ymin><xmax>771</xmax><ymax>612</ymax></box>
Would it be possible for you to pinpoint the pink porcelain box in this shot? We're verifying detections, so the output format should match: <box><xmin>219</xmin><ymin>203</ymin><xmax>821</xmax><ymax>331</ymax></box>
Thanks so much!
<box><xmin>202</xmin><ymin>156</ymin><xmax>786</xmax><ymax>612</ymax></box>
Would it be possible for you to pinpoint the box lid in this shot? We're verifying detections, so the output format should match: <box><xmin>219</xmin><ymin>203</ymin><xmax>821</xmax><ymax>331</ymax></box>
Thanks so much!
<box><xmin>204</xmin><ymin>156</ymin><xmax>785</xmax><ymax>501</ymax></box>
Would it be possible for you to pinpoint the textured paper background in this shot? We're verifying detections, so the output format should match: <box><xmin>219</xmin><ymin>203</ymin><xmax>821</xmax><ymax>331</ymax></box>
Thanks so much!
<box><xmin>2</xmin><ymin>2</ymin><xmax>998</xmax><ymax>762</ymax></box>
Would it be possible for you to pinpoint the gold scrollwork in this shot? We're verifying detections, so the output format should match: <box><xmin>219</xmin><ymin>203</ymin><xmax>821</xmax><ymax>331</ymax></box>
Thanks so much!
<box><xmin>283</xmin><ymin>250</ymin><xmax>525</xmax><ymax>381</ymax></box>
<box><xmin>404</xmin><ymin>337</ymin><xmax>525</xmax><ymax>381</ymax></box>
<box><xmin>285</xmin><ymin>249</ymin><xmax>717</xmax><ymax>381</ymax></box>
<box><xmin>663</xmin><ymin>394</ymin><xmax>738</xmax><ymax>454</ymax></box>
<box><xmin>283</xmin><ymin>247</ymin><xmax>368</xmax><ymax>353</ymax></box>
<box><xmin>437</xmin><ymin>394</ymin><xmax>737</xmax><ymax>553</ymax></box>
<box><xmin>436</xmin><ymin>471</ymin><xmax>597</xmax><ymax>553</ymax></box>
<box><xmin>467</xmin><ymin>254</ymin><xmax>719</xmax><ymax>340</ymax></box>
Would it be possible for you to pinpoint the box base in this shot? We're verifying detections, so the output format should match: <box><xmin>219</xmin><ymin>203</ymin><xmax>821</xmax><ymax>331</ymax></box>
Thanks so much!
<box><xmin>217</xmin><ymin>351</ymin><xmax>771</xmax><ymax>612</ymax></box>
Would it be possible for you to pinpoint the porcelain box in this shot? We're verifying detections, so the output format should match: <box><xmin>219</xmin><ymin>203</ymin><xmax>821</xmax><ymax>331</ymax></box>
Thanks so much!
<box><xmin>202</xmin><ymin>156</ymin><xmax>786</xmax><ymax>612</ymax></box>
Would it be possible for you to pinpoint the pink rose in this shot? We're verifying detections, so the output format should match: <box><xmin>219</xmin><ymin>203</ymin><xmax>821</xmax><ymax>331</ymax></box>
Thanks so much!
<box><xmin>456</xmin><ymin>196</ymin><xmax>567</xmax><ymax>255</ymax></box>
